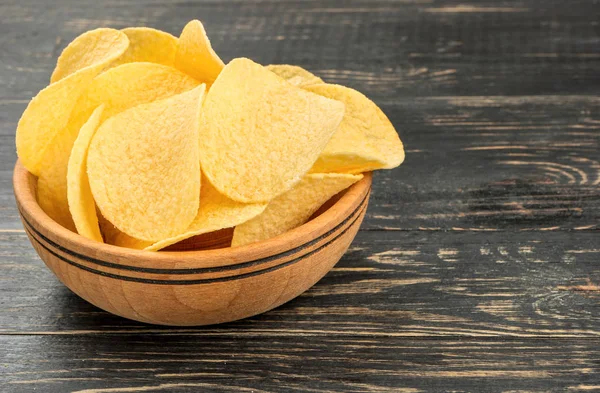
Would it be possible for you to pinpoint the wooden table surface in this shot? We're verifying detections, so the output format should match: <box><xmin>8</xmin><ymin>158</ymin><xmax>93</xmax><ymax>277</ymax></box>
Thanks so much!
<box><xmin>1</xmin><ymin>0</ymin><xmax>599</xmax><ymax>391</ymax></box>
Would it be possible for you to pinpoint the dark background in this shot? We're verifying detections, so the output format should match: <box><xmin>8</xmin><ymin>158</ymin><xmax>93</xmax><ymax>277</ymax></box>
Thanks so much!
<box><xmin>1</xmin><ymin>0</ymin><xmax>599</xmax><ymax>391</ymax></box>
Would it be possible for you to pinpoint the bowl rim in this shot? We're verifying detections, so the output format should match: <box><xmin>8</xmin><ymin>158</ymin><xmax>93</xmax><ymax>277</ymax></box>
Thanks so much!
<box><xmin>14</xmin><ymin>160</ymin><xmax>372</xmax><ymax>270</ymax></box>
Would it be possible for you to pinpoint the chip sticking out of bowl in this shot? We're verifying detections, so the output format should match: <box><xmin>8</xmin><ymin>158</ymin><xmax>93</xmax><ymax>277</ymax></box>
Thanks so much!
<box><xmin>199</xmin><ymin>57</ymin><xmax>345</xmax><ymax>204</ymax></box>
<box><xmin>113</xmin><ymin>27</ymin><xmax>178</xmax><ymax>67</ymax></box>
<box><xmin>34</xmin><ymin>62</ymin><xmax>200</xmax><ymax>237</ymax></box>
<box><xmin>175</xmin><ymin>19</ymin><xmax>224</xmax><ymax>84</ymax></box>
<box><xmin>50</xmin><ymin>28</ymin><xmax>130</xmax><ymax>83</ymax></box>
<box><xmin>16</xmin><ymin>28</ymin><xmax>129</xmax><ymax>176</ymax></box>
<box><xmin>87</xmin><ymin>85</ymin><xmax>205</xmax><ymax>241</ymax></box>
<box><xmin>305</xmin><ymin>83</ymin><xmax>405</xmax><ymax>174</ymax></box>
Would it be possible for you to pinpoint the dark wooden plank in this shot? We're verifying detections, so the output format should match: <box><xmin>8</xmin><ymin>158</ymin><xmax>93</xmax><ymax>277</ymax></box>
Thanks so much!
<box><xmin>0</xmin><ymin>0</ymin><xmax>598</xmax><ymax>231</ymax></box>
<box><xmin>1</xmin><ymin>0</ymin><xmax>598</xmax><ymax>100</ymax></box>
<box><xmin>1</xmin><ymin>230</ymin><xmax>599</xmax><ymax>337</ymax></box>
<box><xmin>363</xmin><ymin>95</ymin><xmax>600</xmax><ymax>231</ymax></box>
<box><xmin>1</xmin><ymin>335</ymin><xmax>599</xmax><ymax>392</ymax></box>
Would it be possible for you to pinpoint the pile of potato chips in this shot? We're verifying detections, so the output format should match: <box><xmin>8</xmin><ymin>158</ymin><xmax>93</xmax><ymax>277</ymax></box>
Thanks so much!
<box><xmin>16</xmin><ymin>20</ymin><xmax>404</xmax><ymax>251</ymax></box>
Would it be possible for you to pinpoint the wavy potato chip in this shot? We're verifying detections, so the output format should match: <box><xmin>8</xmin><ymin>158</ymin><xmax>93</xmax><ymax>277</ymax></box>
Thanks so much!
<box><xmin>50</xmin><ymin>28</ymin><xmax>129</xmax><ymax>83</ymax></box>
<box><xmin>67</xmin><ymin>105</ymin><xmax>105</xmax><ymax>242</ymax></box>
<box><xmin>35</xmin><ymin>63</ymin><xmax>200</xmax><ymax>234</ymax></box>
<box><xmin>16</xmin><ymin>29</ymin><xmax>129</xmax><ymax>176</ymax></box>
<box><xmin>232</xmin><ymin>173</ymin><xmax>363</xmax><ymax>247</ymax></box>
<box><xmin>199</xmin><ymin>58</ymin><xmax>345</xmax><ymax>203</ymax></box>
<box><xmin>174</xmin><ymin>20</ymin><xmax>224</xmax><ymax>84</ymax></box>
<box><xmin>144</xmin><ymin>177</ymin><xmax>267</xmax><ymax>251</ymax></box>
<box><xmin>304</xmin><ymin>83</ymin><xmax>405</xmax><ymax>174</ymax></box>
<box><xmin>266</xmin><ymin>64</ymin><xmax>323</xmax><ymax>87</ymax></box>
<box><xmin>87</xmin><ymin>85</ymin><xmax>205</xmax><ymax>241</ymax></box>
<box><xmin>112</xmin><ymin>27</ymin><xmax>178</xmax><ymax>67</ymax></box>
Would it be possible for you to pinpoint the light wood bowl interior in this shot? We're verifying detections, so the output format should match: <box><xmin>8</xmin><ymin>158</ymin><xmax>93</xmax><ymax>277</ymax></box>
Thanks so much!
<box><xmin>13</xmin><ymin>161</ymin><xmax>372</xmax><ymax>326</ymax></box>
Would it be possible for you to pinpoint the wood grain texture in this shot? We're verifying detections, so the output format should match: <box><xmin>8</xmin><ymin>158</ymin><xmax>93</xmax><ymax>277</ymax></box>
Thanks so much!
<box><xmin>0</xmin><ymin>0</ymin><xmax>599</xmax><ymax>390</ymax></box>
<box><xmin>1</xmin><ymin>336</ymin><xmax>598</xmax><ymax>392</ymax></box>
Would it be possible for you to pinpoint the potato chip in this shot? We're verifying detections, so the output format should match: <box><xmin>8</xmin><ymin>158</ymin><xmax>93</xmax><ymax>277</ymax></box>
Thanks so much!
<box><xmin>199</xmin><ymin>58</ymin><xmax>346</xmax><ymax>203</ymax></box>
<box><xmin>99</xmin><ymin>177</ymin><xmax>265</xmax><ymax>251</ymax></box>
<box><xmin>35</xmin><ymin>63</ymin><xmax>200</xmax><ymax>234</ymax></box>
<box><xmin>66</xmin><ymin>105</ymin><xmax>105</xmax><ymax>242</ymax></box>
<box><xmin>232</xmin><ymin>173</ymin><xmax>363</xmax><ymax>247</ymax></box>
<box><xmin>266</xmin><ymin>64</ymin><xmax>323</xmax><ymax>87</ymax></box>
<box><xmin>16</xmin><ymin>30</ymin><xmax>129</xmax><ymax>176</ymax></box>
<box><xmin>17</xmin><ymin>72</ymin><xmax>98</xmax><ymax>177</ymax></box>
<box><xmin>112</xmin><ymin>27</ymin><xmax>178</xmax><ymax>67</ymax></box>
<box><xmin>37</xmin><ymin>132</ymin><xmax>78</xmax><ymax>231</ymax></box>
<box><xmin>87</xmin><ymin>85</ymin><xmax>205</xmax><ymax>241</ymax></box>
<box><xmin>98</xmin><ymin>213</ymin><xmax>151</xmax><ymax>249</ymax></box>
<box><xmin>77</xmin><ymin>62</ymin><xmax>201</xmax><ymax>125</ymax></box>
<box><xmin>174</xmin><ymin>20</ymin><xmax>224</xmax><ymax>84</ymax></box>
<box><xmin>144</xmin><ymin>177</ymin><xmax>267</xmax><ymax>251</ymax></box>
<box><xmin>50</xmin><ymin>28</ymin><xmax>129</xmax><ymax>83</ymax></box>
<box><xmin>303</xmin><ymin>83</ymin><xmax>405</xmax><ymax>174</ymax></box>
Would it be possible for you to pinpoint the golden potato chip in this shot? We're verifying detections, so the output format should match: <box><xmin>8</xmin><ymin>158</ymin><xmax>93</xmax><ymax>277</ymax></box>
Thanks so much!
<box><xmin>50</xmin><ymin>28</ymin><xmax>129</xmax><ymax>83</ymax></box>
<box><xmin>76</xmin><ymin>62</ymin><xmax>201</xmax><ymax>126</ymax></box>
<box><xmin>232</xmin><ymin>173</ymin><xmax>363</xmax><ymax>247</ymax></box>
<box><xmin>144</xmin><ymin>177</ymin><xmax>267</xmax><ymax>251</ymax></box>
<box><xmin>112</xmin><ymin>27</ymin><xmax>178</xmax><ymax>67</ymax></box>
<box><xmin>66</xmin><ymin>105</ymin><xmax>105</xmax><ymax>242</ymax></box>
<box><xmin>266</xmin><ymin>64</ymin><xmax>323</xmax><ymax>87</ymax></box>
<box><xmin>98</xmin><ymin>178</ymin><xmax>265</xmax><ymax>251</ymax></box>
<box><xmin>17</xmin><ymin>72</ymin><xmax>98</xmax><ymax>177</ymax></box>
<box><xmin>98</xmin><ymin>213</ymin><xmax>151</xmax><ymax>249</ymax></box>
<box><xmin>199</xmin><ymin>58</ymin><xmax>346</xmax><ymax>203</ymax></box>
<box><xmin>174</xmin><ymin>20</ymin><xmax>224</xmax><ymax>84</ymax></box>
<box><xmin>87</xmin><ymin>85</ymin><xmax>205</xmax><ymax>241</ymax></box>
<box><xmin>34</xmin><ymin>63</ymin><xmax>200</xmax><ymax>235</ymax></box>
<box><xmin>37</xmin><ymin>132</ymin><xmax>78</xmax><ymax>231</ymax></box>
<box><xmin>304</xmin><ymin>83</ymin><xmax>405</xmax><ymax>174</ymax></box>
<box><xmin>16</xmin><ymin>30</ymin><xmax>129</xmax><ymax>176</ymax></box>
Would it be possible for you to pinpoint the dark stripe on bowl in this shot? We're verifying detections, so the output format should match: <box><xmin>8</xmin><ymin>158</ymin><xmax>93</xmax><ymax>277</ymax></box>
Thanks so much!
<box><xmin>19</xmin><ymin>188</ymin><xmax>370</xmax><ymax>275</ymax></box>
<box><xmin>24</xmin><ymin>201</ymin><xmax>368</xmax><ymax>285</ymax></box>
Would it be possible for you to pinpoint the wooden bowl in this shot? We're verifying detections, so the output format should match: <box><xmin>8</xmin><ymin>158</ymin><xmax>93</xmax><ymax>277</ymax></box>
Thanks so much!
<box><xmin>13</xmin><ymin>161</ymin><xmax>372</xmax><ymax>326</ymax></box>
